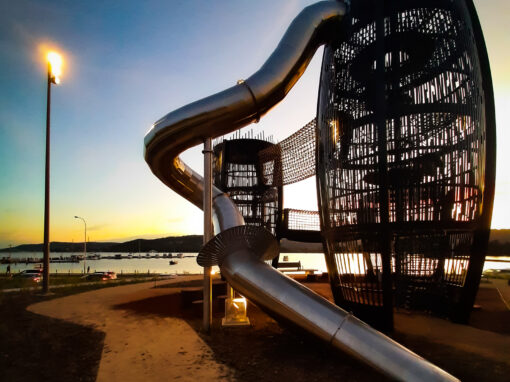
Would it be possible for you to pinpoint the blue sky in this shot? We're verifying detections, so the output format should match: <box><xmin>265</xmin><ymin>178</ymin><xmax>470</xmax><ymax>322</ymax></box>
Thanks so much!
<box><xmin>0</xmin><ymin>0</ymin><xmax>508</xmax><ymax>247</ymax></box>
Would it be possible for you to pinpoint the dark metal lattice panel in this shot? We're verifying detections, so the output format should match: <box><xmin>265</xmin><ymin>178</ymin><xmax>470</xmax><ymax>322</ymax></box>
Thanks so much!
<box><xmin>316</xmin><ymin>0</ymin><xmax>496</xmax><ymax>330</ymax></box>
<box><xmin>393</xmin><ymin>232</ymin><xmax>473</xmax><ymax>314</ymax></box>
<box><xmin>258</xmin><ymin>119</ymin><xmax>317</xmax><ymax>187</ymax></box>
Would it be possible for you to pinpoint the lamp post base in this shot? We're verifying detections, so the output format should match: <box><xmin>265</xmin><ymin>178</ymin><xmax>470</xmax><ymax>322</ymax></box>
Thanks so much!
<box><xmin>221</xmin><ymin>297</ymin><xmax>250</xmax><ymax>327</ymax></box>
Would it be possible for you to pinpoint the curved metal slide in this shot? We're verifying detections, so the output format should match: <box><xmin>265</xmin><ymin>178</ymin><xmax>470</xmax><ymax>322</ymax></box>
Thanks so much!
<box><xmin>144</xmin><ymin>2</ymin><xmax>458</xmax><ymax>381</ymax></box>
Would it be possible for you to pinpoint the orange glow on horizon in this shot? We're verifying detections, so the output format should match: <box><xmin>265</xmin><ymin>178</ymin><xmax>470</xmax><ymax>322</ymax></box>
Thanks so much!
<box><xmin>0</xmin><ymin>201</ymin><xmax>204</xmax><ymax>248</ymax></box>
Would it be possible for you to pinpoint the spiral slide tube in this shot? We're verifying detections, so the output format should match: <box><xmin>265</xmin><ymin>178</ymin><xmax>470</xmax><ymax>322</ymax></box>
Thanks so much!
<box><xmin>144</xmin><ymin>2</ymin><xmax>458</xmax><ymax>381</ymax></box>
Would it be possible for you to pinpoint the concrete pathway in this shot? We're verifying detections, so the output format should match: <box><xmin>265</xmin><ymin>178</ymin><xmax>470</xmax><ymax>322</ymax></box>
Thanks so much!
<box><xmin>28</xmin><ymin>276</ymin><xmax>232</xmax><ymax>382</ymax></box>
<box><xmin>395</xmin><ymin>278</ymin><xmax>510</xmax><ymax>365</ymax></box>
<box><xmin>491</xmin><ymin>278</ymin><xmax>510</xmax><ymax>310</ymax></box>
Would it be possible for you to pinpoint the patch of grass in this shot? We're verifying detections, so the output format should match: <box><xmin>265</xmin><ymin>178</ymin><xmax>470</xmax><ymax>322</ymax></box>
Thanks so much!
<box><xmin>0</xmin><ymin>276</ymin><xmax>40</xmax><ymax>290</ymax></box>
<box><xmin>0</xmin><ymin>273</ymin><xmax>169</xmax><ymax>290</ymax></box>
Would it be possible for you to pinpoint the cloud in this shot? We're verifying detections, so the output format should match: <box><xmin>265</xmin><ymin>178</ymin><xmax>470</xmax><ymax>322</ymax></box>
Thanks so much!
<box><xmin>87</xmin><ymin>224</ymin><xmax>109</xmax><ymax>232</ymax></box>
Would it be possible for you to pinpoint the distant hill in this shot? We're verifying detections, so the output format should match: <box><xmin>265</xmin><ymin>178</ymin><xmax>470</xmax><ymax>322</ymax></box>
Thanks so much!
<box><xmin>109</xmin><ymin>236</ymin><xmax>203</xmax><ymax>253</ymax></box>
<box><xmin>488</xmin><ymin>229</ymin><xmax>510</xmax><ymax>255</ymax></box>
<box><xmin>489</xmin><ymin>229</ymin><xmax>510</xmax><ymax>243</ymax></box>
<box><xmin>0</xmin><ymin>235</ymin><xmax>203</xmax><ymax>253</ymax></box>
<box><xmin>1</xmin><ymin>236</ymin><xmax>317</xmax><ymax>253</ymax></box>
<box><xmin>2</xmin><ymin>230</ymin><xmax>509</xmax><ymax>255</ymax></box>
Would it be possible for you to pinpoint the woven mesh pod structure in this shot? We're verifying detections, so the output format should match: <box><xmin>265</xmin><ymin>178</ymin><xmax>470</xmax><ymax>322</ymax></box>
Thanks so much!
<box><xmin>213</xmin><ymin>139</ymin><xmax>283</xmax><ymax>237</ymax></box>
<box><xmin>316</xmin><ymin>0</ymin><xmax>495</xmax><ymax>330</ymax></box>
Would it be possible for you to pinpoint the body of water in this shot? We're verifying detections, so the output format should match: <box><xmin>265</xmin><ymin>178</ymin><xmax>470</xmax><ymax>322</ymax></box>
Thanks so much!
<box><xmin>0</xmin><ymin>252</ymin><xmax>508</xmax><ymax>275</ymax></box>
<box><xmin>0</xmin><ymin>252</ymin><xmax>329</xmax><ymax>275</ymax></box>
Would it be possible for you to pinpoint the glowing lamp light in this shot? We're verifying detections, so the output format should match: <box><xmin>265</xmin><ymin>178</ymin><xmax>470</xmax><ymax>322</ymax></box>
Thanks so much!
<box><xmin>232</xmin><ymin>297</ymin><xmax>246</xmax><ymax>310</ymax></box>
<box><xmin>222</xmin><ymin>295</ymin><xmax>250</xmax><ymax>326</ymax></box>
<box><xmin>47</xmin><ymin>51</ymin><xmax>62</xmax><ymax>84</ymax></box>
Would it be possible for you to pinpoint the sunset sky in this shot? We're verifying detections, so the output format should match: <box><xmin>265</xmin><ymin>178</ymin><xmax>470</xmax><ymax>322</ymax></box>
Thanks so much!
<box><xmin>0</xmin><ymin>0</ymin><xmax>508</xmax><ymax>248</ymax></box>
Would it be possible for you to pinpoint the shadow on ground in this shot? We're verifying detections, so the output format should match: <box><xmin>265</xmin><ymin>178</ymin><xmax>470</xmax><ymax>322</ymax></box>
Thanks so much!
<box><xmin>115</xmin><ymin>293</ymin><xmax>184</xmax><ymax>317</ymax></box>
<box><xmin>0</xmin><ymin>292</ymin><xmax>105</xmax><ymax>382</ymax></box>
<box><xmin>393</xmin><ymin>331</ymin><xmax>509</xmax><ymax>382</ymax></box>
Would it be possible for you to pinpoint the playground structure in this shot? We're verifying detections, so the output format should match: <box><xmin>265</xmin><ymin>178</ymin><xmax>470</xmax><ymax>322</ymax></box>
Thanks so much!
<box><xmin>144</xmin><ymin>1</ymin><xmax>495</xmax><ymax>381</ymax></box>
<box><xmin>212</xmin><ymin>137</ymin><xmax>282</xmax><ymax>237</ymax></box>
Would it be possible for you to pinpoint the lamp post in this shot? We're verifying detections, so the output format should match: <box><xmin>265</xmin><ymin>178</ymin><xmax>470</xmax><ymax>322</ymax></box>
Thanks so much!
<box><xmin>74</xmin><ymin>216</ymin><xmax>87</xmax><ymax>274</ymax></box>
<box><xmin>42</xmin><ymin>51</ymin><xmax>62</xmax><ymax>293</ymax></box>
<box><xmin>203</xmin><ymin>137</ymin><xmax>213</xmax><ymax>332</ymax></box>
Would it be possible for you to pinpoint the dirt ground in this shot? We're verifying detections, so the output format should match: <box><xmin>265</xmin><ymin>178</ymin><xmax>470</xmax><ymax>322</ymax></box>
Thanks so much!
<box><xmin>23</xmin><ymin>275</ymin><xmax>510</xmax><ymax>382</ymax></box>
<box><xmin>27</xmin><ymin>277</ymin><xmax>232</xmax><ymax>382</ymax></box>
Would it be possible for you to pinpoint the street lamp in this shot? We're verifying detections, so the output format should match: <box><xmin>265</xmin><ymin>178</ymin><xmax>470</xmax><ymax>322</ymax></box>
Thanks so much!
<box><xmin>42</xmin><ymin>51</ymin><xmax>62</xmax><ymax>293</ymax></box>
<box><xmin>74</xmin><ymin>216</ymin><xmax>87</xmax><ymax>274</ymax></box>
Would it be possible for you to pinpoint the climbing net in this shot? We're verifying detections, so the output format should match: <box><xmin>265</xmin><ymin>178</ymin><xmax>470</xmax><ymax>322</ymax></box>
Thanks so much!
<box><xmin>258</xmin><ymin>119</ymin><xmax>317</xmax><ymax>187</ymax></box>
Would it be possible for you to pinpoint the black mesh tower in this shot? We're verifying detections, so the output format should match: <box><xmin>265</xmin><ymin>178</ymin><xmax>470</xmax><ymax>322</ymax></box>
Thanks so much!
<box><xmin>316</xmin><ymin>0</ymin><xmax>496</xmax><ymax>330</ymax></box>
<box><xmin>213</xmin><ymin>139</ymin><xmax>283</xmax><ymax>238</ymax></box>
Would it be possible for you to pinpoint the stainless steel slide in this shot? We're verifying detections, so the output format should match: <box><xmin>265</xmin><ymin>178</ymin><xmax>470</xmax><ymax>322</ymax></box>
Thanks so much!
<box><xmin>144</xmin><ymin>2</ymin><xmax>458</xmax><ymax>381</ymax></box>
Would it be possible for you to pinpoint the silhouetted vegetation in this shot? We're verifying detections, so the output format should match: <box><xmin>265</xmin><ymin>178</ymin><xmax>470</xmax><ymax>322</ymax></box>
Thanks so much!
<box><xmin>0</xmin><ymin>235</ymin><xmax>203</xmax><ymax>253</ymax></box>
<box><xmin>487</xmin><ymin>239</ymin><xmax>510</xmax><ymax>255</ymax></box>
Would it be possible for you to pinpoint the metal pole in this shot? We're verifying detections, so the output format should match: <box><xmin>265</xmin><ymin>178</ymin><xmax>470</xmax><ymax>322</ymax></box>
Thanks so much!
<box><xmin>74</xmin><ymin>216</ymin><xmax>87</xmax><ymax>274</ymax></box>
<box><xmin>375</xmin><ymin>0</ymin><xmax>393</xmax><ymax>331</ymax></box>
<box><xmin>203</xmin><ymin>138</ymin><xmax>213</xmax><ymax>332</ymax></box>
<box><xmin>42</xmin><ymin>64</ymin><xmax>51</xmax><ymax>293</ymax></box>
<box><xmin>83</xmin><ymin>221</ymin><xmax>87</xmax><ymax>274</ymax></box>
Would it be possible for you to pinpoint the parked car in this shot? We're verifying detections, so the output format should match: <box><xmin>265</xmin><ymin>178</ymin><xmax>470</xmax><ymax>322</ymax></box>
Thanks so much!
<box><xmin>82</xmin><ymin>271</ymin><xmax>117</xmax><ymax>281</ymax></box>
<box><xmin>14</xmin><ymin>269</ymin><xmax>42</xmax><ymax>282</ymax></box>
